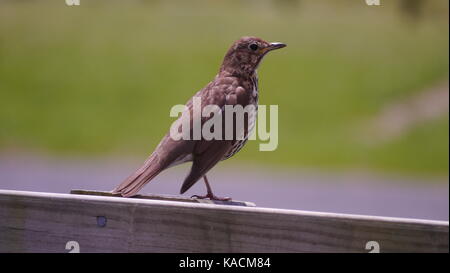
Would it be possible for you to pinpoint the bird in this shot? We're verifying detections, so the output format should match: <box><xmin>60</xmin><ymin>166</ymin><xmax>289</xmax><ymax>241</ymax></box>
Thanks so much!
<box><xmin>112</xmin><ymin>36</ymin><xmax>286</xmax><ymax>200</ymax></box>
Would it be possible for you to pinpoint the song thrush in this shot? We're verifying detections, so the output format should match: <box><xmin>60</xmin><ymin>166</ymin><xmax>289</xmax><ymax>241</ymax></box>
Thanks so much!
<box><xmin>112</xmin><ymin>37</ymin><xmax>286</xmax><ymax>200</ymax></box>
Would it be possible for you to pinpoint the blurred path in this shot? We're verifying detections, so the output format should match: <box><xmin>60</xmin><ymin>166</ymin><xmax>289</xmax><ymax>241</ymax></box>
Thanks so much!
<box><xmin>0</xmin><ymin>154</ymin><xmax>448</xmax><ymax>220</ymax></box>
<box><xmin>370</xmin><ymin>80</ymin><xmax>449</xmax><ymax>141</ymax></box>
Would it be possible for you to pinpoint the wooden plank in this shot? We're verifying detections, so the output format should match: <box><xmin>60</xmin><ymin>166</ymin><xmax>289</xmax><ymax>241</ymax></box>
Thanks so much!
<box><xmin>0</xmin><ymin>189</ymin><xmax>448</xmax><ymax>253</ymax></box>
<box><xmin>70</xmin><ymin>189</ymin><xmax>255</xmax><ymax>207</ymax></box>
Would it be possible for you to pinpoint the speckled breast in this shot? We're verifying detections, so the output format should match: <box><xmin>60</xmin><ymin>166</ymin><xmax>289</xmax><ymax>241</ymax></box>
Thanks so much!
<box><xmin>222</xmin><ymin>75</ymin><xmax>258</xmax><ymax>160</ymax></box>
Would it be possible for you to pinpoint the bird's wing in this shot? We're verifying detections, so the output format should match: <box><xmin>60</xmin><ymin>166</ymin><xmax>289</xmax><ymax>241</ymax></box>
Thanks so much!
<box><xmin>180</xmin><ymin>79</ymin><xmax>251</xmax><ymax>194</ymax></box>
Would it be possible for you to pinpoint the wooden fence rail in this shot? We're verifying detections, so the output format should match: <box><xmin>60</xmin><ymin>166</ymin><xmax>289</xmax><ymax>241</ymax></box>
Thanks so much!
<box><xmin>0</xmin><ymin>189</ymin><xmax>448</xmax><ymax>253</ymax></box>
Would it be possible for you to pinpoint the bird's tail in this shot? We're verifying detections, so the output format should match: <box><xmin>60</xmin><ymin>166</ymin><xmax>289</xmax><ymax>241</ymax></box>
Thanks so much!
<box><xmin>112</xmin><ymin>153</ymin><xmax>163</xmax><ymax>197</ymax></box>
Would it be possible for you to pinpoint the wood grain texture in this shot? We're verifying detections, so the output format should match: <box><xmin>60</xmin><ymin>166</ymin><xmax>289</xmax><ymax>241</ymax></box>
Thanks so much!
<box><xmin>0</xmin><ymin>190</ymin><xmax>448</xmax><ymax>253</ymax></box>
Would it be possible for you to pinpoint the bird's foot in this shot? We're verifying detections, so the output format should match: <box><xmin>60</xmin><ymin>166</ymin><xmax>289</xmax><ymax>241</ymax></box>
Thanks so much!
<box><xmin>191</xmin><ymin>193</ymin><xmax>231</xmax><ymax>201</ymax></box>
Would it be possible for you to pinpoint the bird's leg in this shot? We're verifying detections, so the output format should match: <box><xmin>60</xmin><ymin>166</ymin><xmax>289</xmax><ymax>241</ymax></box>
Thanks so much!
<box><xmin>191</xmin><ymin>175</ymin><xmax>231</xmax><ymax>201</ymax></box>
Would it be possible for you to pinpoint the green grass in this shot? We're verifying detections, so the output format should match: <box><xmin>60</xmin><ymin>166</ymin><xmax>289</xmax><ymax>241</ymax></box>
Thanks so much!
<box><xmin>369</xmin><ymin>117</ymin><xmax>449</xmax><ymax>175</ymax></box>
<box><xmin>0</xmin><ymin>0</ymin><xmax>448</xmax><ymax>177</ymax></box>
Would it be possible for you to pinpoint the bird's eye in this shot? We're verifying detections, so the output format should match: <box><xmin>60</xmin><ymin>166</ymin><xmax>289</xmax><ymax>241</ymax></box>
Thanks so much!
<box><xmin>249</xmin><ymin>43</ymin><xmax>258</xmax><ymax>51</ymax></box>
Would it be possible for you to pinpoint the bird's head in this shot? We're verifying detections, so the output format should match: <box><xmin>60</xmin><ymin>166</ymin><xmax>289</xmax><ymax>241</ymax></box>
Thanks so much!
<box><xmin>220</xmin><ymin>36</ymin><xmax>286</xmax><ymax>76</ymax></box>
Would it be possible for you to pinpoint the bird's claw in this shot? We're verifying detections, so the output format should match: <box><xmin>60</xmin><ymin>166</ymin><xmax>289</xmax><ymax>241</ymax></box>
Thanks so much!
<box><xmin>191</xmin><ymin>194</ymin><xmax>232</xmax><ymax>201</ymax></box>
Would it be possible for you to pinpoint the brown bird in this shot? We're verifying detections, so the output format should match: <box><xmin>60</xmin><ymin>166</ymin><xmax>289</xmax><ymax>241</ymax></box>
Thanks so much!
<box><xmin>112</xmin><ymin>36</ymin><xmax>286</xmax><ymax>200</ymax></box>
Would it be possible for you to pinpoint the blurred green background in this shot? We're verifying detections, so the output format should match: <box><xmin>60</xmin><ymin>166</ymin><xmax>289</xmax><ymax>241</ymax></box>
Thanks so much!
<box><xmin>0</xmin><ymin>0</ymin><xmax>448</xmax><ymax>178</ymax></box>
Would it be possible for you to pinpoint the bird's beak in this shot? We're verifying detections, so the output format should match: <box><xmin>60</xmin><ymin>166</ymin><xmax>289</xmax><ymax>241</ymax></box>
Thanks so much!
<box><xmin>268</xmin><ymin>42</ymin><xmax>287</xmax><ymax>50</ymax></box>
<box><xmin>260</xmin><ymin>42</ymin><xmax>286</xmax><ymax>54</ymax></box>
